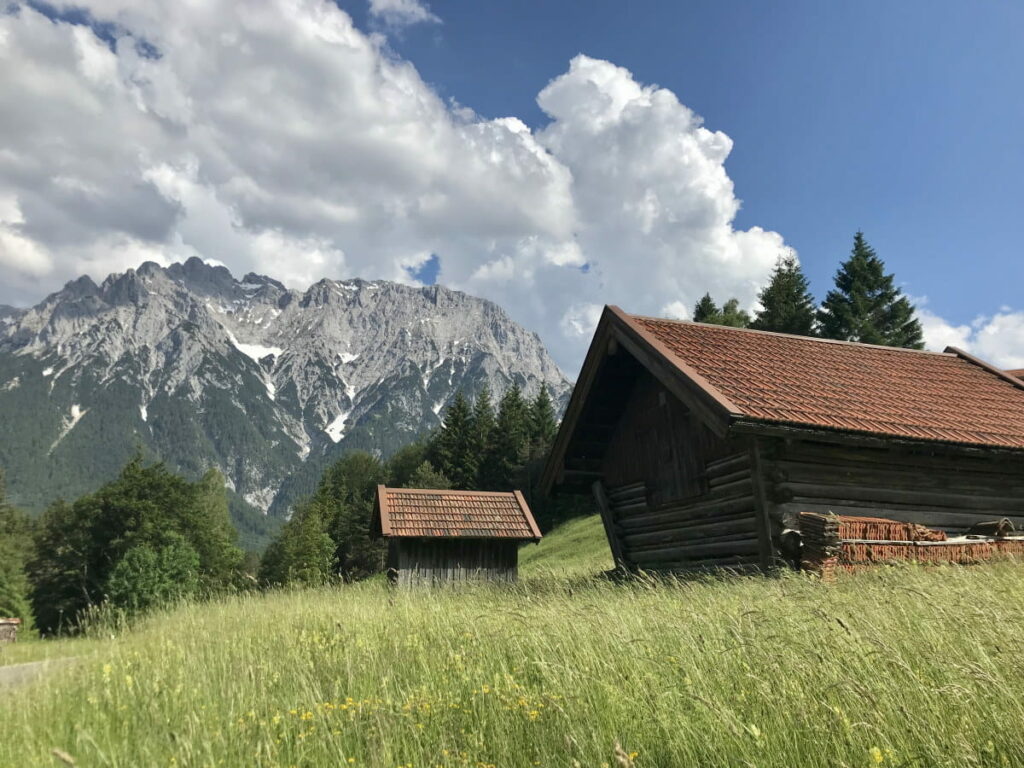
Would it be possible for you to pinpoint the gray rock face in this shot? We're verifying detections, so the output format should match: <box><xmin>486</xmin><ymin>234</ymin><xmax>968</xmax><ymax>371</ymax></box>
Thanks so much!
<box><xmin>0</xmin><ymin>259</ymin><xmax>570</xmax><ymax>545</ymax></box>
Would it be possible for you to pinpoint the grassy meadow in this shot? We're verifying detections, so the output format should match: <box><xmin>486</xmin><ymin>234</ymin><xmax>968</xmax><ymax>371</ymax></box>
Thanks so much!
<box><xmin>3</xmin><ymin>516</ymin><xmax>1024</xmax><ymax>768</ymax></box>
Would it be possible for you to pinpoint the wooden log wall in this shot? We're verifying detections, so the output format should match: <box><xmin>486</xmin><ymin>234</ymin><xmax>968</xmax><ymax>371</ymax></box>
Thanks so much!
<box><xmin>392</xmin><ymin>539</ymin><xmax>518</xmax><ymax>586</ymax></box>
<box><xmin>761</xmin><ymin>439</ymin><xmax>1024</xmax><ymax>540</ymax></box>
<box><xmin>602</xmin><ymin>449</ymin><xmax>763</xmax><ymax>573</ymax></box>
<box><xmin>601</xmin><ymin>372</ymin><xmax>740</xmax><ymax>505</ymax></box>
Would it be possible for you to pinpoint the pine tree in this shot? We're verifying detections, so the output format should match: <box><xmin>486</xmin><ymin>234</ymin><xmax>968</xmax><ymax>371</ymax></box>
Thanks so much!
<box><xmin>527</xmin><ymin>387</ymin><xmax>557</xmax><ymax>452</ymax></box>
<box><xmin>318</xmin><ymin>453</ymin><xmax>386</xmax><ymax>580</ymax></box>
<box><xmin>481</xmin><ymin>383</ymin><xmax>529</xmax><ymax>490</ymax></box>
<box><xmin>817</xmin><ymin>232</ymin><xmax>924</xmax><ymax>348</ymax></box>
<box><xmin>693</xmin><ymin>293</ymin><xmax>719</xmax><ymax>323</ymax></box>
<box><xmin>750</xmin><ymin>254</ymin><xmax>817</xmax><ymax>336</ymax></box>
<box><xmin>433</xmin><ymin>392</ymin><xmax>477</xmax><ymax>490</ymax></box>
<box><xmin>470</xmin><ymin>385</ymin><xmax>496</xmax><ymax>471</ymax></box>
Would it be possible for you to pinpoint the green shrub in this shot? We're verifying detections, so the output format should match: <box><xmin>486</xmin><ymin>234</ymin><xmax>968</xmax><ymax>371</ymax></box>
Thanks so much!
<box><xmin>105</xmin><ymin>535</ymin><xmax>201</xmax><ymax>616</ymax></box>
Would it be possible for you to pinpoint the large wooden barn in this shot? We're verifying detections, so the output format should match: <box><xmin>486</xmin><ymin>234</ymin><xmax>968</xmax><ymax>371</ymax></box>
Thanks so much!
<box><xmin>372</xmin><ymin>486</ymin><xmax>542</xmax><ymax>585</ymax></box>
<box><xmin>542</xmin><ymin>306</ymin><xmax>1024</xmax><ymax>573</ymax></box>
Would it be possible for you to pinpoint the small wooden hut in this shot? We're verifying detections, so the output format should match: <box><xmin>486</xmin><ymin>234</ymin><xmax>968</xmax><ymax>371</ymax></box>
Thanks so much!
<box><xmin>0</xmin><ymin>618</ymin><xmax>21</xmax><ymax>644</ymax></box>
<box><xmin>542</xmin><ymin>306</ymin><xmax>1024</xmax><ymax>573</ymax></box>
<box><xmin>372</xmin><ymin>486</ymin><xmax>542</xmax><ymax>585</ymax></box>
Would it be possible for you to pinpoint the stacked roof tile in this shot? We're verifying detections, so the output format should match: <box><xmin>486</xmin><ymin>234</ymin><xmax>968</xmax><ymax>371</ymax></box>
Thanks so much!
<box><xmin>375</xmin><ymin>486</ymin><xmax>541</xmax><ymax>540</ymax></box>
<box><xmin>627</xmin><ymin>314</ymin><xmax>1024</xmax><ymax>449</ymax></box>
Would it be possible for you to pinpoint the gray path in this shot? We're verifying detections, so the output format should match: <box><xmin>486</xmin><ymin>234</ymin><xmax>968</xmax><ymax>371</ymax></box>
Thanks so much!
<box><xmin>0</xmin><ymin>658</ymin><xmax>77</xmax><ymax>688</ymax></box>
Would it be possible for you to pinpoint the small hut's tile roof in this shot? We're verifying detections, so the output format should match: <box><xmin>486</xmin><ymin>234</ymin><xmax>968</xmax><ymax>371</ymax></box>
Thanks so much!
<box><xmin>627</xmin><ymin>314</ymin><xmax>1024</xmax><ymax>449</ymax></box>
<box><xmin>1007</xmin><ymin>369</ymin><xmax>1024</xmax><ymax>381</ymax></box>
<box><xmin>375</xmin><ymin>486</ymin><xmax>542</xmax><ymax>540</ymax></box>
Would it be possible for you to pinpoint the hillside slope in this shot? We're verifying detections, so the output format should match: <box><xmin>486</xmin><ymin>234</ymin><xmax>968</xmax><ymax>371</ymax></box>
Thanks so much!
<box><xmin>520</xmin><ymin>514</ymin><xmax>612</xmax><ymax>575</ymax></box>
<box><xmin>3</xmin><ymin>564</ymin><xmax>1023</xmax><ymax>766</ymax></box>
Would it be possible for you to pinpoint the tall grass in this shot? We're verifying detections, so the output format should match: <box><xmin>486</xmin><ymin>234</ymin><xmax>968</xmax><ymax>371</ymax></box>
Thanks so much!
<box><xmin>518</xmin><ymin>514</ymin><xmax>613</xmax><ymax>576</ymax></box>
<box><xmin>2</xmin><ymin>560</ymin><xmax>1023</xmax><ymax>767</ymax></box>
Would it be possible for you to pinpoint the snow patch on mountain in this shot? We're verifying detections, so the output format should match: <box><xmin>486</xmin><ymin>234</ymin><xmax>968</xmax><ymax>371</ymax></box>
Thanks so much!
<box><xmin>325</xmin><ymin>411</ymin><xmax>351</xmax><ymax>443</ymax></box>
<box><xmin>48</xmin><ymin>404</ymin><xmax>87</xmax><ymax>455</ymax></box>
<box><xmin>224</xmin><ymin>328</ymin><xmax>284</xmax><ymax>363</ymax></box>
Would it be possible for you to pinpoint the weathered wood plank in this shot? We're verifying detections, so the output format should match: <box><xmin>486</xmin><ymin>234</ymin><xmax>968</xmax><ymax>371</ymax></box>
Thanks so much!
<box><xmin>748</xmin><ymin>438</ymin><xmax>775</xmax><ymax>571</ymax></box>
<box><xmin>622</xmin><ymin>514</ymin><xmax>759</xmax><ymax>549</ymax></box>
<box><xmin>629</xmin><ymin>538</ymin><xmax>761</xmax><ymax>562</ymax></box>
<box><xmin>769</xmin><ymin>459</ymin><xmax>1024</xmax><ymax>495</ymax></box>
<box><xmin>592</xmin><ymin>481</ymin><xmax>628</xmax><ymax>569</ymax></box>
<box><xmin>705</xmin><ymin>453</ymin><xmax>750</xmax><ymax>478</ymax></box>
<box><xmin>618</xmin><ymin>496</ymin><xmax>756</xmax><ymax>531</ymax></box>
<box><xmin>772</xmin><ymin>481</ymin><xmax>1024</xmax><ymax>512</ymax></box>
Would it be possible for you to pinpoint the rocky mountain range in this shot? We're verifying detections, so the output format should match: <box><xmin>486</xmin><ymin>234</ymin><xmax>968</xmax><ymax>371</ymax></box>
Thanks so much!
<box><xmin>0</xmin><ymin>259</ymin><xmax>571</xmax><ymax>547</ymax></box>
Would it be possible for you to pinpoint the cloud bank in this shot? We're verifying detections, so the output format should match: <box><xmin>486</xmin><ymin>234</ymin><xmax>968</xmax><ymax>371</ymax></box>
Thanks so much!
<box><xmin>0</xmin><ymin>0</ymin><xmax>1017</xmax><ymax>371</ymax></box>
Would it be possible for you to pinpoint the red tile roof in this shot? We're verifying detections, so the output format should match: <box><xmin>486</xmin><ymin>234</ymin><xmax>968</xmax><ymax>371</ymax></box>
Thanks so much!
<box><xmin>375</xmin><ymin>486</ymin><xmax>542</xmax><ymax>540</ymax></box>
<box><xmin>626</xmin><ymin>313</ymin><xmax>1024</xmax><ymax>449</ymax></box>
<box><xmin>1007</xmin><ymin>369</ymin><xmax>1024</xmax><ymax>381</ymax></box>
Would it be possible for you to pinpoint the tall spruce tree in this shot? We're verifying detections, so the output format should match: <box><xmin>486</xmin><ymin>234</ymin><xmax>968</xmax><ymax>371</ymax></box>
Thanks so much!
<box><xmin>527</xmin><ymin>387</ymin><xmax>557</xmax><ymax>452</ymax></box>
<box><xmin>693</xmin><ymin>293</ymin><xmax>719</xmax><ymax>323</ymax></box>
<box><xmin>750</xmin><ymin>254</ymin><xmax>817</xmax><ymax>335</ymax></box>
<box><xmin>470</xmin><ymin>385</ymin><xmax>496</xmax><ymax>470</ymax></box>
<box><xmin>817</xmin><ymin>232</ymin><xmax>924</xmax><ymax>348</ymax></box>
<box><xmin>433</xmin><ymin>392</ymin><xmax>477</xmax><ymax>490</ymax></box>
<box><xmin>481</xmin><ymin>383</ymin><xmax>529</xmax><ymax>490</ymax></box>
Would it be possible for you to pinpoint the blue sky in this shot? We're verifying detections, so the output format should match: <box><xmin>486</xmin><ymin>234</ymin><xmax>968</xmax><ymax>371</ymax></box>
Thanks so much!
<box><xmin>364</xmin><ymin>0</ymin><xmax>1024</xmax><ymax>326</ymax></box>
<box><xmin>2</xmin><ymin>0</ymin><xmax>1023</xmax><ymax>371</ymax></box>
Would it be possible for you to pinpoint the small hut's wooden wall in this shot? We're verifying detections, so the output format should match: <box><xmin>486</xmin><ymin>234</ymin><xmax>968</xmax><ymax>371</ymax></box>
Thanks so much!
<box><xmin>757</xmin><ymin>437</ymin><xmax>1024</xmax><ymax>543</ymax></box>
<box><xmin>0</xmin><ymin>620</ymin><xmax>19</xmax><ymax>644</ymax></box>
<box><xmin>389</xmin><ymin>539</ymin><xmax>519</xmax><ymax>585</ymax></box>
<box><xmin>596</xmin><ymin>372</ymin><xmax>765</xmax><ymax>572</ymax></box>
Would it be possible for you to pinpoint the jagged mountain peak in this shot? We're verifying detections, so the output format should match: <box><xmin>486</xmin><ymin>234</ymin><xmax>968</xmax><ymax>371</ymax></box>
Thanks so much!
<box><xmin>0</xmin><ymin>260</ymin><xmax>570</xmax><ymax>547</ymax></box>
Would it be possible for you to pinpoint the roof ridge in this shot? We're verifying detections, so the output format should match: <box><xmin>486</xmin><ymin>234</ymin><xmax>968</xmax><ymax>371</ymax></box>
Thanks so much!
<box><xmin>627</xmin><ymin>313</ymin><xmax>954</xmax><ymax>357</ymax></box>
<box><xmin>384</xmin><ymin>486</ymin><xmax>519</xmax><ymax>497</ymax></box>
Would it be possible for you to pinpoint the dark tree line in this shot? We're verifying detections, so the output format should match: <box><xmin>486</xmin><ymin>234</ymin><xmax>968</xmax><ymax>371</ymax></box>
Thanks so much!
<box><xmin>428</xmin><ymin>384</ymin><xmax>557</xmax><ymax>493</ymax></box>
<box><xmin>694</xmin><ymin>232</ymin><xmax>924</xmax><ymax>349</ymax></box>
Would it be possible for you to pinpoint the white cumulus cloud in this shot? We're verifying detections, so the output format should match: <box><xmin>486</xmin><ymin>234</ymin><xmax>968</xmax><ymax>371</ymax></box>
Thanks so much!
<box><xmin>918</xmin><ymin>301</ymin><xmax>1024</xmax><ymax>369</ymax></box>
<box><xmin>368</xmin><ymin>0</ymin><xmax>440</xmax><ymax>27</ymax></box>
<box><xmin>16</xmin><ymin>1</ymin><xmax>1012</xmax><ymax>375</ymax></box>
